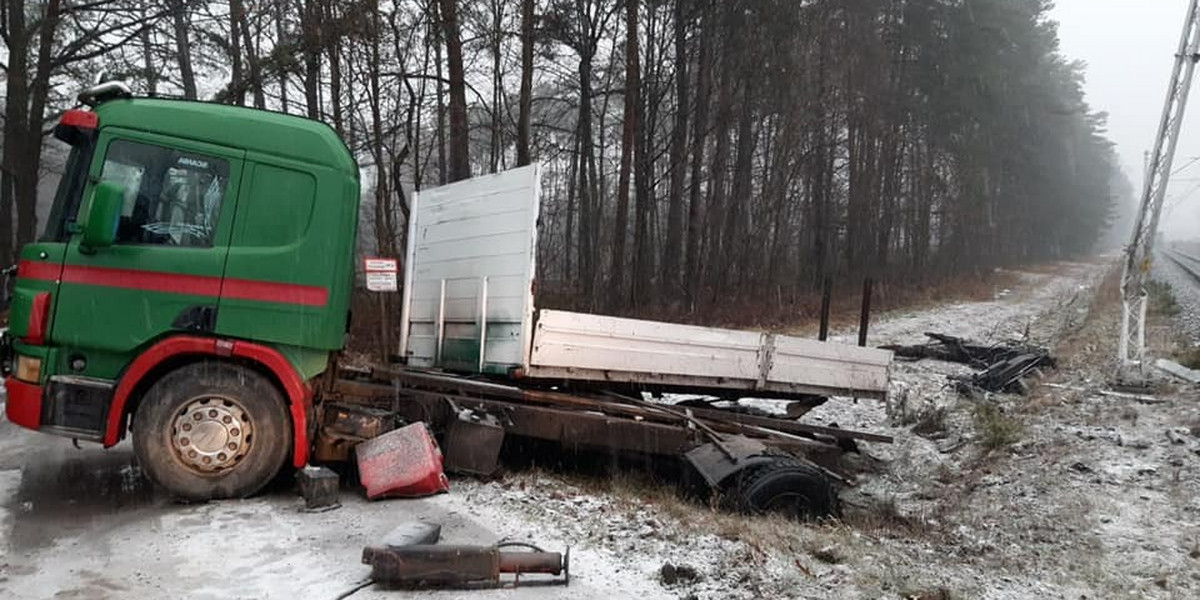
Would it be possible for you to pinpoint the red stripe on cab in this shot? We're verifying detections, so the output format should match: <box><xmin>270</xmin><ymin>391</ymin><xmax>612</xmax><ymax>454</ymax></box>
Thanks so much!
<box><xmin>19</xmin><ymin>262</ymin><xmax>327</xmax><ymax>308</ymax></box>
<box><xmin>18</xmin><ymin>260</ymin><xmax>63</xmax><ymax>282</ymax></box>
<box><xmin>63</xmin><ymin>265</ymin><xmax>222</xmax><ymax>297</ymax></box>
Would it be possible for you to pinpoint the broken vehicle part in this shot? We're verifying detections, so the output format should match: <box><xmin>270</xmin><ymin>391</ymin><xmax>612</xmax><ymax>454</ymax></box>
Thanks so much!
<box><xmin>883</xmin><ymin>332</ymin><xmax>1055</xmax><ymax>394</ymax></box>
<box><xmin>362</xmin><ymin>543</ymin><xmax>568</xmax><ymax>587</ymax></box>
<box><xmin>296</xmin><ymin>465</ymin><xmax>340</xmax><ymax>510</ymax></box>
<box><xmin>356</xmin><ymin>422</ymin><xmax>449</xmax><ymax>499</ymax></box>
<box><xmin>313</xmin><ymin>403</ymin><xmax>399</xmax><ymax>462</ymax></box>
<box><xmin>1154</xmin><ymin>358</ymin><xmax>1200</xmax><ymax>384</ymax></box>
<box><xmin>684</xmin><ymin>436</ymin><xmax>773</xmax><ymax>488</ymax></box>
<box><xmin>382</xmin><ymin>522</ymin><xmax>442</xmax><ymax>548</ymax></box>
<box><xmin>442</xmin><ymin>410</ymin><xmax>506</xmax><ymax>477</ymax></box>
<box><xmin>954</xmin><ymin>352</ymin><xmax>1054</xmax><ymax>395</ymax></box>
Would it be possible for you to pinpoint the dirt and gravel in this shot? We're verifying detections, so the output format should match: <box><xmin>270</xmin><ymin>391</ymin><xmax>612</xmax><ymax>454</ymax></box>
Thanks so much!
<box><xmin>3</xmin><ymin>256</ymin><xmax>1198</xmax><ymax>599</ymax></box>
<box><xmin>1154</xmin><ymin>250</ymin><xmax>1200</xmax><ymax>343</ymax></box>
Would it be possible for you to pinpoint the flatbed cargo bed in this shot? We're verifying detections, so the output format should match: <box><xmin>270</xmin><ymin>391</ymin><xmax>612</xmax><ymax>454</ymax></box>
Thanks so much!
<box><xmin>398</xmin><ymin>165</ymin><xmax>892</xmax><ymax>401</ymax></box>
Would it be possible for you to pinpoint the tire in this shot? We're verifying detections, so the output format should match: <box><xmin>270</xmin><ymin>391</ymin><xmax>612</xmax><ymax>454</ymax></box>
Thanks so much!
<box><xmin>132</xmin><ymin>361</ymin><xmax>292</xmax><ymax>501</ymax></box>
<box><xmin>726</xmin><ymin>456</ymin><xmax>840</xmax><ymax>520</ymax></box>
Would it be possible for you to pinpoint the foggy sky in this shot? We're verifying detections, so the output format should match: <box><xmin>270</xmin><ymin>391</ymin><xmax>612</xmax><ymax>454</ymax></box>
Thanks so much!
<box><xmin>1050</xmin><ymin>0</ymin><xmax>1199</xmax><ymax>240</ymax></box>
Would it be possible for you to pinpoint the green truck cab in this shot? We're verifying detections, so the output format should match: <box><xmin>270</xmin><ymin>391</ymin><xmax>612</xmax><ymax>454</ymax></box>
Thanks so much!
<box><xmin>1</xmin><ymin>83</ymin><xmax>360</xmax><ymax>500</ymax></box>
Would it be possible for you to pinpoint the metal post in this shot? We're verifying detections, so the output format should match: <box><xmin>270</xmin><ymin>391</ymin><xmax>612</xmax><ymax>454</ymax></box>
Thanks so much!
<box><xmin>379</xmin><ymin>293</ymin><xmax>390</xmax><ymax>363</ymax></box>
<box><xmin>436</xmin><ymin>279</ymin><xmax>447</xmax><ymax>367</ymax></box>
<box><xmin>478</xmin><ymin>276</ymin><xmax>489</xmax><ymax>372</ymax></box>
<box><xmin>818</xmin><ymin>277</ymin><xmax>832</xmax><ymax>341</ymax></box>
<box><xmin>1118</xmin><ymin>0</ymin><xmax>1200</xmax><ymax>375</ymax></box>
<box><xmin>858</xmin><ymin>278</ymin><xmax>873</xmax><ymax>347</ymax></box>
<box><xmin>398</xmin><ymin>192</ymin><xmax>421</xmax><ymax>361</ymax></box>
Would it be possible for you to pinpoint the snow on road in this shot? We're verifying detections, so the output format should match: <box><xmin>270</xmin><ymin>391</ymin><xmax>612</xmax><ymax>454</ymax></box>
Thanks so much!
<box><xmin>0</xmin><ymin>426</ymin><xmax>658</xmax><ymax>600</ymax></box>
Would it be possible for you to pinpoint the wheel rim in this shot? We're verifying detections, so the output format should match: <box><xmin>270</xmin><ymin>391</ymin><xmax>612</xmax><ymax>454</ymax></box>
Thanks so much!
<box><xmin>171</xmin><ymin>396</ymin><xmax>253</xmax><ymax>473</ymax></box>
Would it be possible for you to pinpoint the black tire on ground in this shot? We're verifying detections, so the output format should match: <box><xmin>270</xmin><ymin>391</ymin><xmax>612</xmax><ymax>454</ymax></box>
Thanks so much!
<box><xmin>726</xmin><ymin>456</ymin><xmax>841</xmax><ymax>520</ymax></box>
<box><xmin>132</xmin><ymin>361</ymin><xmax>292</xmax><ymax>501</ymax></box>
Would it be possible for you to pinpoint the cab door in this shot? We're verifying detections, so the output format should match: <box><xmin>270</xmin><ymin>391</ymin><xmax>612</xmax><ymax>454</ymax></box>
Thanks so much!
<box><xmin>51</xmin><ymin>127</ymin><xmax>245</xmax><ymax>381</ymax></box>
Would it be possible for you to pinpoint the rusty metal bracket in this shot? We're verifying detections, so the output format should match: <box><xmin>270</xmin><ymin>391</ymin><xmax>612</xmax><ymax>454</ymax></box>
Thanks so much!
<box><xmin>756</xmin><ymin>333</ymin><xmax>777</xmax><ymax>390</ymax></box>
<box><xmin>362</xmin><ymin>543</ymin><xmax>569</xmax><ymax>588</ymax></box>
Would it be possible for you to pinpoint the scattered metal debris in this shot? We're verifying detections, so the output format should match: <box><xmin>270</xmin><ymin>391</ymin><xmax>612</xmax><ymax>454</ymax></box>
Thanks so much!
<box><xmin>443</xmin><ymin>410</ymin><xmax>506</xmax><ymax>477</ymax></box>
<box><xmin>314</xmin><ymin>402</ymin><xmax>397</xmax><ymax>462</ymax></box>
<box><xmin>296</xmin><ymin>465</ymin><xmax>340</xmax><ymax>511</ymax></box>
<box><xmin>883</xmin><ymin>333</ymin><xmax>1050</xmax><ymax>368</ymax></box>
<box><xmin>356</xmin><ymin>422</ymin><xmax>450</xmax><ymax>500</ymax></box>
<box><xmin>1043</xmin><ymin>383</ymin><xmax>1167</xmax><ymax>404</ymax></box>
<box><xmin>382</xmin><ymin>522</ymin><xmax>442</xmax><ymax>548</ymax></box>
<box><xmin>362</xmin><ymin>542</ymin><xmax>569</xmax><ymax>588</ymax></box>
<box><xmin>882</xmin><ymin>332</ymin><xmax>1055</xmax><ymax>394</ymax></box>
<box><xmin>1154</xmin><ymin>358</ymin><xmax>1200</xmax><ymax>384</ymax></box>
<box><xmin>954</xmin><ymin>351</ymin><xmax>1055</xmax><ymax>395</ymax></box>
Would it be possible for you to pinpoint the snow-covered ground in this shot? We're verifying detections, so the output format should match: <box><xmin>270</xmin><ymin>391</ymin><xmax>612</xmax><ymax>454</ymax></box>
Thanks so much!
<box><xmin>4</xmin><ymin>257</ymin><xmax>1197</xmax><ymax>599</ymax></box>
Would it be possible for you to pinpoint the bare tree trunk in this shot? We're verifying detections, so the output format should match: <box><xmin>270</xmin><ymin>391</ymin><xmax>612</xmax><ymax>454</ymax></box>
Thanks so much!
<box><xmin>325</xmin><ymin>1</ymin><xmax>344</xmax><ymax>135</ymax></box>
<box><xmin>577</xmin><ymin>53</ymin><xmax>596</xmax><ymax>304</ymax></box>
<box><xmin>0</xmin><ymin>0</ymin><xmax>28</xmax><ymax>266</ymax></box>
<box><xmin>14</xmin><ymin>0</ymin><xmax>63</xmax><ymax>248</ymax></box>
<box><xmin>489</xmin><ymin>0</ymin><xmax>503</xmax><ymax>173</ymax></box>
<box><xmin>662</xmin><ymin>0</ymin><xmax>688</xmax><ymax>297</ymax></box>
<box><xmin>171</xmin><ymin>0</ymin><xmax>198</xmax><ymax>99</ymax></box>
<box><xmin>684</xmin><ymin>3</ymin><xmax>711</xmax><ymax>304</ymax></box>
<box><xmin>429</xmin><ymin>0</ymin><xmax>447</xmax><ymax>184</ymax></box>
<box><xmin>300</xmin><ymin>0</ymin><xmax>321</xmax><ymax>118</ymax></box>
<box><xmin>141</xmin><ymin>1</ymin><xmax>157</xmax><ymax>95</ymax></box>
<box><xmin>276</xmin><ymin>0</ymin><xmax>289</xmax><ymax>112</ymax></box>
<box><xmin>238</xmin><ymin>3</ymin><xmax>266</xmax><ymax>109</ymax></box>
<box><xmin>516</xmin><ymin>0</ymin><xmax>534</xmax><ymax>166</ymax></box>
<box><xmin>229</xmin><ymin>0</ymin><xmax>245</xmax><ymax>105</ymax></box>
<box><xmin>632</xmin><ymin>3</ymin><xmax>654</xmax><ymax>306</ymax></box>
<box><xmin>439</xmin><ymin>0</ymin><xmax>471</xmax><ymax>182</ymax></box>
<box><xmin>609</xmin><ymin>0</ymin><xmax>638</xmax><ymax>309</ymax></box>
<box><xmin>703</xmin><ymin>47</ymin><xmax>733</xmax><ymax>291</ymax></box>
<box><xmin>726</xmin><ymin>76</ymin><xmax>755</xmax><ymax>285</ymax></box>
<box><xmin>565</xmin><ymin>133</ymin><xmax>580</xmax><ymax>285</ymax></box>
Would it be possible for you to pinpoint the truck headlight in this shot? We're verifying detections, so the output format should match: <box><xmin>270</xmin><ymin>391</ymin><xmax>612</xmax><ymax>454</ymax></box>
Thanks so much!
<box><xmin>15</xmin><ymin>355</ymin><xmax>42</xmax><ymax>383</ymax></box>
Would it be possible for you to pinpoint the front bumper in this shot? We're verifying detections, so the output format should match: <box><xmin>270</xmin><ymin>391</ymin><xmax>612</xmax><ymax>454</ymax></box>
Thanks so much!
<box><xmin>3</xmin><ymin>376</ymin><xmax>43</xmax><ymax>430</ymax></box>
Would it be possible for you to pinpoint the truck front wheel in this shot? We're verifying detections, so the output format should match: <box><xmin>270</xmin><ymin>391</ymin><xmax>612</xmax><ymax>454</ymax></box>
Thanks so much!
<box><xmin>132</xmin><ymin>361</ymin><xmax>292</xmax><ymax>501</ymax></box>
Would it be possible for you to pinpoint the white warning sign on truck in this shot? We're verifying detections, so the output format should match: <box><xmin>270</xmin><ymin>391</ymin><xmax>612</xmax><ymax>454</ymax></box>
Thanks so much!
<box><xmin>364</xmin><ymin>257</ymin><xmax>399</xmax><ymax>292</ymax></box>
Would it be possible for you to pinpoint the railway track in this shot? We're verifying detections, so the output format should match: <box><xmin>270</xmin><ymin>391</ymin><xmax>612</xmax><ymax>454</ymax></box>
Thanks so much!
<box><xmin>1163</xmin><ymin>247</ymin><xmax>1200</xmax><ymax>282</ymax></box>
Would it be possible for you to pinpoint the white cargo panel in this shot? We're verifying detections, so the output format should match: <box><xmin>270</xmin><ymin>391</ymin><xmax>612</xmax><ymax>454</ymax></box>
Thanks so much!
<box><xmin>527</xmin><ymin>309</ymin><xmax>892</xmax><ymax>399</ymax></box>
<box><xmin>399</xmin><ymin>165</ymin><xmax>539</xmax><ymax>375</ymax></box>
<box><xmin>399</xmin><ymin>164</ymin><xmax>892</xmax><ymax>399</ymax></box>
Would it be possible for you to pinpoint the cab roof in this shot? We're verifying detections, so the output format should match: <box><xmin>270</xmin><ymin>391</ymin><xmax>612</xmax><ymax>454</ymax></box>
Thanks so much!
<box><xmin>93</xmin><ymin>98</ymin><xmax>358</xmax><ymax>177</ymax></box>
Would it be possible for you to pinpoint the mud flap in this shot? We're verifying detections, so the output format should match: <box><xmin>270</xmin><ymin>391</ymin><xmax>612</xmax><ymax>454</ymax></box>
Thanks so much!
<box><xmin>684</xmin><ymin>435</ymin><xmax>773</xmax><ymax>488</ymax></box>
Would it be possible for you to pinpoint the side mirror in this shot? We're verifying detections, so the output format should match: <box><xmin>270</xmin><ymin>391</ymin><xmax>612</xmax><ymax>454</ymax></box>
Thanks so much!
<box><xmin>81</xmin><ymin>181</ymin><xmax>124</xmax><ymax>251</ymax></box>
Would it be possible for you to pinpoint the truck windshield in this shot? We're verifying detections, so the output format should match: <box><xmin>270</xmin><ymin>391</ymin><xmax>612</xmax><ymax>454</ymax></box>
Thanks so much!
<box><xmin>40</xmin><ymin>142</ymin><xmax>93</xmax><ymax>243</ymax></box>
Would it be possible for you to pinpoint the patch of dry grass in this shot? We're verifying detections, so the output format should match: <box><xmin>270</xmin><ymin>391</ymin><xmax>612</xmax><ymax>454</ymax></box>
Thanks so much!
<box><xmin>972</xmin><ymin>402</ymin><xmax>1024</xmax><ymax>450</ymax></box>
<box><xmin>905</xmin><ymin>404</ymin><xmax>949</xmax><ymax>437</ymax></box>
<box><xmin>1172</xmin><ymin>346</ymin><xmax>1200</xmax><ymax>370</ymax></box>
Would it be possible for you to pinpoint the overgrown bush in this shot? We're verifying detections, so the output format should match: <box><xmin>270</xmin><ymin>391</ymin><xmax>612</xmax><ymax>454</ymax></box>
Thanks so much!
<box><xmin>972</xmin><ymin>402</ymin><xmax>1023</xmax><ymax>449</ymax></box>
<box><xmin>1147</xmin><ymin>280</ymin><xmax>1181</xmax><ymax>317</ymax></box>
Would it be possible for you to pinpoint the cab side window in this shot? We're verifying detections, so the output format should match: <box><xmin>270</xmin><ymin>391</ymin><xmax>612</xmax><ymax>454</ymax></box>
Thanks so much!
<box><xmin>99</xmin><ymin>140</ymin><xmax>230</xmax><ymax>248</ymax></box>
